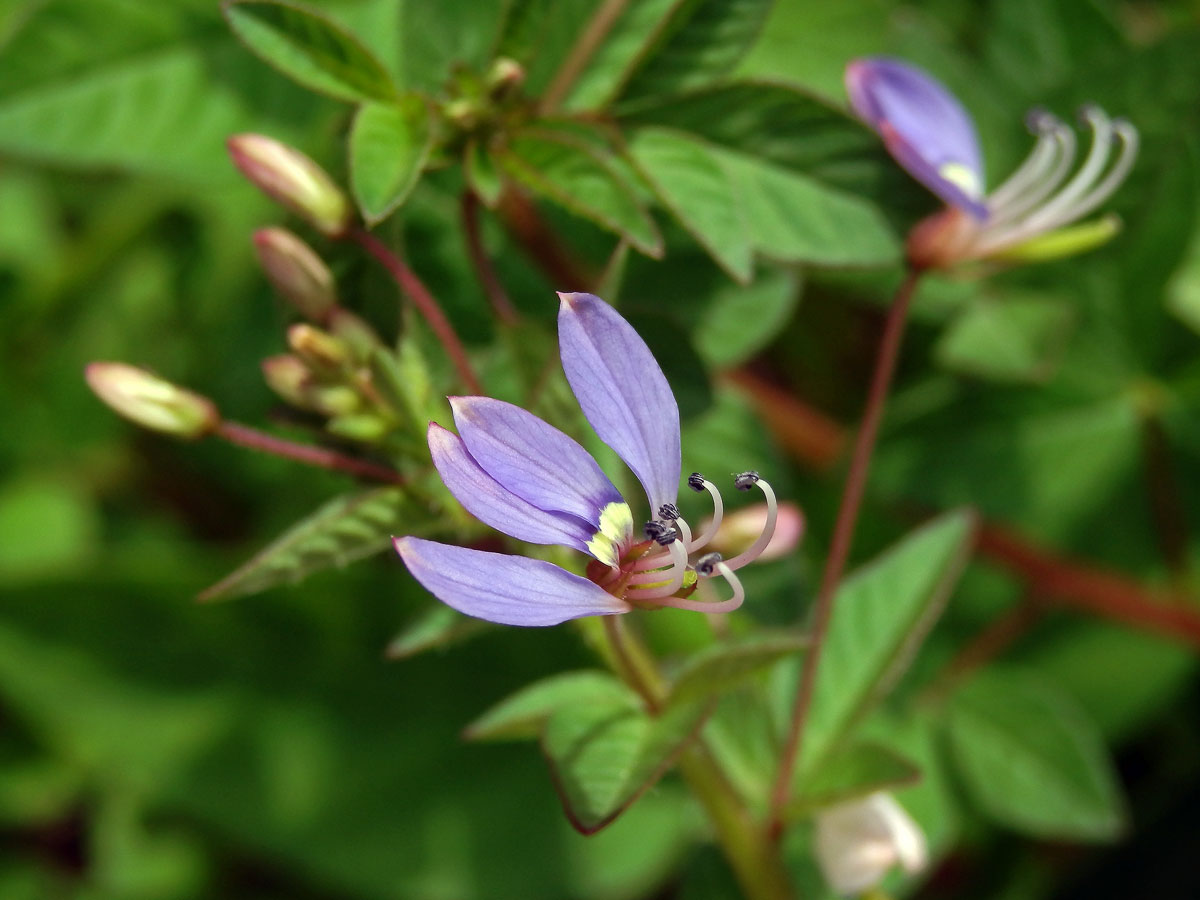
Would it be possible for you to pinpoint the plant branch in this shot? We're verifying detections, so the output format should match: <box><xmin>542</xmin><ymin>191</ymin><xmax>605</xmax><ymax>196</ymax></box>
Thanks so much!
<box><xmin>540</xmin><ymin>0</ymin><xmax>631</xmax><ymax>113</ymax></box>
<box><xmin>350</xmin><ymin>227</ymin><xmax>483</xmax><ymax>393</ymax></box>
<box><xmin>497</xmin><ymin>189</ymin><xmax>597</xmax><ymax>290</ymax></box>
<box><xmin>461</xmin><ymin>190</ymin><xmax>519</xmax><ymax>325</ymax></box>
<box><xmin>1139</xmin><ymin>410</ymin><xmax>1191</xmax><ymax>578</ymax></box>
<box><xmin>768</xmin><ymin>266</ymin><xmax>924</xmax><ymax>837</ymax></box>
<box><xmin>597</xmin><ymin>616</ymin><xmax>795</xmax><ymax>900</ymax></box>
<box><xmin>976</xmin><ymin>521</ymin><xmax>1200</xmax><ymax>648</ymax></box>
<box><xmin>215</xmin><ymin>421</ymin><xmax>404</xmax><ymax>484</ymax></box>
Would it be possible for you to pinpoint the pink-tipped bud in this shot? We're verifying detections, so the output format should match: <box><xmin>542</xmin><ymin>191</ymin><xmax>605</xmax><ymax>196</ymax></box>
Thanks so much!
<box><xmin>287</xmin><ymin>323</ymin><xmax>347</xmax><ymax>370</ymax></box>
<box><xmin>227</xmin><ymin>134</ymin><xmax>352</xmax><ymax>237</ymax></box>
<box><xmin>261</xmin><ymin>354</ymin><xmax>312</xmax><ymax>407</ymax></box>
<box><xmin>485</xmin><ymin>57</ymin><xmax>525</xmax><ymax>101</ymax></box>
<box><xmin>704</xmin><ymin>501</ymin><xmax>804</xmax><ymax>562</ymax></box>
<box><xmin>86</xmin><ymin>362</ymin><xmax>219</xmax><ymax>439</ymax></box>
<box><xmin>252</xmin><ymin>227</ymin><xmax>337</xmax><ymax>322</ymax></box>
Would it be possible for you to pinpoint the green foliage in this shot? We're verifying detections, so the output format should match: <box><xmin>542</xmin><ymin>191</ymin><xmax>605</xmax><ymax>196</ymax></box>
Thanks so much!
<box><xmin>223</xmin><ymin>0</ymin><xmax>398</xmax><ymax>103</ymax></box>
<box><xmin>4</xmin><ymin>0</ymin><xmax>1200</xmax><ymax>895</ymax></box>
<box><xmin>795</xmin><ymin>510</ymin><xmax>977</xmax><ymax>775</ymax></box>
<box><xmin>946</xmin><ymin>669</ymin><xmax>1127</xmax><ymax>842</ymax></box>
<box><xmin>349</xmin><ymin>95</ymin><xmax>434</xmax><ymax>224</ymax></box>
<box><xmin>198</xmin><ymin>486</ymin><xmax>418</xmax><ymax>601</ymax></box>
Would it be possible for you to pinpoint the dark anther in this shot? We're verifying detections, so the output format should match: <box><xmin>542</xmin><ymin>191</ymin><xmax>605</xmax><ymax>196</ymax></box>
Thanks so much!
<box><xmin>734</xmin><ymin>471</ymin><xmax>760</xmax><ymax>491</ymax></box>
<box><xmin>1025</xmin><ymin>107</ymin><xmax>1053</xmax><ymax>133</ymax></box>
<box><xmin>644</xmin><ymin>520</ymin><xmax>678</xmax><ymax>545</ymax></box>
<box><xmin>687</xmin><ymin>472</ymin><xmax>706</xmax><ymax>492</ymax></box>
<box><xmin>695</xmin><ymin>552</ymin><xmax>723</xmax><ymax>577</ymax></box>
<box><xmin>1077</xmin><ymin>103</ymin><xmax>1101</xmax><ymax>123</ymax></box>
<box><xmin>658</xmin><ymin>503</ymin><xmax>680</xmax><ymax>521</ymax></box>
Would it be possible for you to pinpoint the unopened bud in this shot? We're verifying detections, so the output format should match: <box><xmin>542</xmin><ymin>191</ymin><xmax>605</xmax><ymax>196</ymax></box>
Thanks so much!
<box><xmin>227</xmin><ymin>134</ymin><xmax>352</xmax><ymax>237</ymax></box>
<box><xmin>261</xmin><ymin>354</ymin><xmax>311</xmax><ymax>407</ymax></box>
<box><xmin>288</xmin><ymin>323</ymin><xmax>348</xmax><ymax>371</ymax></box>
<box><xmin>486</xmin><ymin>57</ymin><xmax>525</xmax><ymax>101</ymax></box>
<box><xmin>815</xmin><ymin>792</ymin><xmax>927</xmax><ymax>896</ymax></box>
<box><xmin>328</xmin><ymin>308</ymin><xmax>380</xmax><ymax>360</ymax></box>
<box><xmin>706</xmin><ymin>502</ymin><xmax>805</xmax><ymax>563</ymax></box>
<box><xmin>308</xmin><ymin>384</ymin><xmax>361</xmax><ymax>417</ymax></box>
<box><xmin>86</xmin><ymin>362</ymin><xmax>218</xmax><ymax>439</ymax></box>
<box><xmin>253</xmin><ymin>227</ymin><xmax>337</xmax><ymax>322</ymax></box>
<box><xmin>327</xmin><ymin>412</ymin><xmax>389</xmax><ymax>443</ymax></box>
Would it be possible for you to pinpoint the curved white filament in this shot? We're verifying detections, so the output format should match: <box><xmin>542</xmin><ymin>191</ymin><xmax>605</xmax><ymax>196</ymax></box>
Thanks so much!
<box><xmin>723</xmin><ymin>479</ymin><xmax>778</xmax><ymax>571</ymax></box>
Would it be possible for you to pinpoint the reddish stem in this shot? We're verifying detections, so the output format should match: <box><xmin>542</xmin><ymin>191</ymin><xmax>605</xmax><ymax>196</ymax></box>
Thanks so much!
<box><xmin>767</xmin><ymin>266</ymin><xmax>924</xmax><ymax>837</ymax></box>
<box><xmin>215</xmin><ymin>421</ymin><xmax>404</xmax><ymax>484</ymax></box>
<box><xmin>977</xmin><ymin>521</ymin><xmax>1200</xmax><ymax>648</ymax></box>
<box><xmin>350</xmin><ymin>227</ymin><xmax>483</xmax><ymax>394</ymax></box>
<box><xmin>461</xmin><ymin>191</ymin><xmax>519</xmax><ymax>325</ymax></box>
<box><xmin>497</xmin><ymin>189</ymin><xmax>596</xmax><ymax>290</ymax></box>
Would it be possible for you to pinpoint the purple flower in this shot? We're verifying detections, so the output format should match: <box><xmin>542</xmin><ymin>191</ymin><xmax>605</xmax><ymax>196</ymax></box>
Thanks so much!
<box><xmin>846</xmin><ymin>57</ymin><xmax>1138</xmax><ymax>267</ymax></box>
<box><xmin>394</xmin><ymin>293</ymin><xmax>782</xmax><ymax>626</ymax></box>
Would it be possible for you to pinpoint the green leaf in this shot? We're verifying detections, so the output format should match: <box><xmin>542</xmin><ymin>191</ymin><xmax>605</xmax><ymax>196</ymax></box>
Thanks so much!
<box><xmin>464</xmin><ymin>671</ymin><xmax>632</xmax><ymax>742</ymax></box>
<box><xmin>796</xmin><ymin>510</ymin><xmax>976</xmax><ymax>774</ymax></box>
<box><xmin>465</xmin><ymin>139</ymin><xmax>504</xmax><ymax>208</ymax></box>
<box><xmin>499</xmin><ymin>129</ymin><xmax>663</xmax><ymax>257</ymax></box>
<box><xmin>615</xmin><ymin>0</ymin><xmax>774</xmax><ymax>107</ymax></box>
<box><xmin>543</xmin><ymin>692</ymin><xmax>711</xmax><ymax>833</ymax></box>
<box><xmin>788</xmin><ymin>742</ymin><xmax>922</xmax><ymax>817</ymax></box>
<box><xmin>946</xmin><ymin>670</ymin><xmax>1126</xmax><ymax>841</ymax></box>
<box><xmin>198</xmin><ymin>486</ymin><xmax>412</xmax><ymax>601</ymax></box>
<box><xmin>618</xmin><ymin>80</ymin><xmax>917</xmax><ymax>206</ymax></box>
<box><xmin>349</xmin><ymin>96</ymin><xmax>433</xmax><ymax>225</ymax></box>
<box><xmin>669</xmin><ymin>631</ymin><xmax>809</xmax><ymax>705</ymax></box>
<box><xmin>935</xmin><ymin>292</ymin><xmax>1076</xmax><ymax>383</ymax></box>
<box><xmin>722</xmin><ymin>150</ymin><xmax>900</xmax><ymax>267</ymax></box>
<box><xmin>223</xmin><ymin>0</ymin><xmax>396</xmax><ymax>103</ymax></box>
<box><xmin>385</xmin><ymin>605</ymin><xmax>491</xmax><ymax>660</ymax></box>
<box><xmin>562</xmin><ymin>0</ymin><xmax>681</xmax><ymax>110</ymax></box>
<box><xmin>629</xmin><ymin>128</ymin><xmax>753</xmax><ymax>282</ymax></box>
<box><xmin>693</xmin><ymin>270</ymin><xmax>800</xmax><ymax>368</ymax></box>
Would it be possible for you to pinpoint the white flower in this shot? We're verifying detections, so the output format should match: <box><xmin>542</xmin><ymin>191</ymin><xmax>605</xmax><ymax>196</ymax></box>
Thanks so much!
<box><xmin>815</xmin><ymin>792</ymin><xmax>928</xmax><ymax>896</ymax></box>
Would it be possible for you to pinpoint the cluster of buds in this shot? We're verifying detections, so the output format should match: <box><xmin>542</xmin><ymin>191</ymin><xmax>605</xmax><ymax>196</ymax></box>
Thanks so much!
<box><xmin>253</xmin><ymin>228</ymin><xmax>406</xmax><ymax>446</ymax></box>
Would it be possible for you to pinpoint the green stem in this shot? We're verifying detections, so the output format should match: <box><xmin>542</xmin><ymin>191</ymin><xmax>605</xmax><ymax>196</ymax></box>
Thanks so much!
<box><xmin>767</xmin><ymin>266</ymin><xmax>924</xmax><ymax>837</ymax></box>
<box><xmin>600</xmin><ymin>617</ymin><xmax>795</xmax><ymax>900</ymax></box>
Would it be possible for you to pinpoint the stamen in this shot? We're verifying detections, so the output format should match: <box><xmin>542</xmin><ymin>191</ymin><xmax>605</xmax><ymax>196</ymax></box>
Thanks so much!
<box><xmin>643</xmin><ymin>519</ymin><xmax>678</xmax><ymax>546</ymax></box>
<box><xmin>986</xmin><ymin>121</ymin><xmax>1076</xmax><ymax>226</ymax></box>
<box><xmin>646</xmin><ymin>559</ymin><xmax>744</xmax><ymax>613</ymax></box>
<box><xmin>1016</xmin><ymin>105</ymin><xmax>1114</xmax><ymax>233</ymax></box>
<box><xmin>986</xmin><ymin>112</ymin><xmax>1062</xmax><ymax>209</ymax></box>
<box><xmin>695</xmin><ymin>552</ymin><xmax>723</xmax><ymax>576</ymax></box>
<box><xmin>685</xmin><ymin>475</ymin><xmax>724</xmax><ymax>552</ymax></box>
<box><xmin>625</xmin><ymin>538</ymin><xmax>688</xmax><ymax>598</ymax></box>
<box><xmin>722</xmin><ymin>477</ymin><xmax>779</xmax><ymax>571</ymax></box>
<box><xmin>658</xmin><ymin>503</ymin><xmax>679</xmax><ymax>520</ymax></box>
<box><xmin>1034</xmin><ymin>118</ymin><xmax>1138</xmax><ymax>227</ymax></box>
<box><xmin>734</xmin><ymin>470</ymin><xmax>760</xmax><ymax>491</ymax></box>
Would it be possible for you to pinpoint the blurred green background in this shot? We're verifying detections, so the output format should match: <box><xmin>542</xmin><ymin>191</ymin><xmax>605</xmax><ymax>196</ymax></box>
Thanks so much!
<box><xmin>3</xmin><ymin>0</ymin><xmax>1200</xmax><ymax>897</ymax></box>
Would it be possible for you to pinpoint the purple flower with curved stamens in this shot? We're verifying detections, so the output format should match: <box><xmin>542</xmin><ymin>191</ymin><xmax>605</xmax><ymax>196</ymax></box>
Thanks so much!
<box><xmin>394</xmin><ymin>292</ymin><xmax>784</xmax><ymax>626</ymax></box>
<box><xmin>846</xmin><ymin>57</ymin><xmax>1138</xmax><ymax>268</ymax></box>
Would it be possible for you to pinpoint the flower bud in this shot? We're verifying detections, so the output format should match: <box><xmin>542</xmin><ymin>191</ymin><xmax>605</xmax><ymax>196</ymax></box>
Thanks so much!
<box><xmin>705</xmin><ymin>501</ymin><xmax>805</xmax><ymax>562</ymax></box>
<box><xmin>308</xmin><ymin>384</ymin><xmax>361</xmax><ymax>417</ymax></box>
<box><xmin>815</xmin><ymin>792</ymin><xmax>927</xmax><ymax>896</ymax></box>
<box><xmin>86</xmin><ymin>362</ymin><xmax>219</xmax><ymax>439</ymax></box>
<box><xmin>485</xmin><ymin>57</ymin><xmax>525</xmax><ymax>101</ymax></box>
<box><xmin>328</xmin><ymin>308</ymin><xmax>380</xmax><ymax>360</ymax></box>
<box><xmin>252</xmin><ymin>227</ymin><xmax>337</xmax><ymax>322</ymax></box>
<box><xmin>327</xmin><ymin>412</ymin><xmax>389</xmax><ymax>443</ymax></box>
<box><xmin>227</xmin><ymin>134</ymin><xmax>352</xmax><ymax>237</ymax></box>
<box><xmin>287</xmin><ymin>323</ymin><xmax>348</xmax><ymax>371</ymax></box>
<box><xmin>261</xmin><ymin>354</ymin><xmax>312</xmax><ymax>407</ymax></box>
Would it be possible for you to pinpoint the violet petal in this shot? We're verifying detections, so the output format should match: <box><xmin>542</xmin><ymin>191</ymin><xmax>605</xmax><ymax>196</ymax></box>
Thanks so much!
<box><xmin>450</xmin><ymin>396</ymin><xmax>623</xmax><ymax>527</ymax></box>
<box><xmin>429</xmin><ymin>423</ymin><xmax>595</xmax><ymax>552</ymax></box>
<box><xmin>394</xmin><ymin>537</ymin><xmax>630</xmax><ymax>626</ymax></box>
<box><xmin>846</xmin><ymin>57</ymin><xmax>987</xmax><ymax>218</ymax></box>
<box><xmin>557</xmin><ymin>292</ymin><xmax>681</xmax><ymax>513</ymax></box>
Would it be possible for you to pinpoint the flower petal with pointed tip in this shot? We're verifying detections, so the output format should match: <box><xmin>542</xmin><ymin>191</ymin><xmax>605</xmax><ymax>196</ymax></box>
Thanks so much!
<box><xmin>557</xmin><ymin>292</ymin><xmax>681</xmax><ymax>513</ymax></box>
<box><xmin>846</xmin><ymin>57</ymin><xmax>987</xmax><ymax>219</ymax></box>
<box><xmin>394</xmin><ymin>537</ymin><xmax>630</xmax><ymax>626</ymax></box>
<box><xmin>449</xmin><ymin>396</ymin><xmax>623</xmax><ymax>527</ymax></box>
<box><xmin>429</xmin><ymin>423</ymin><xmax>595</xmax><ymax>552</ymax></box>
